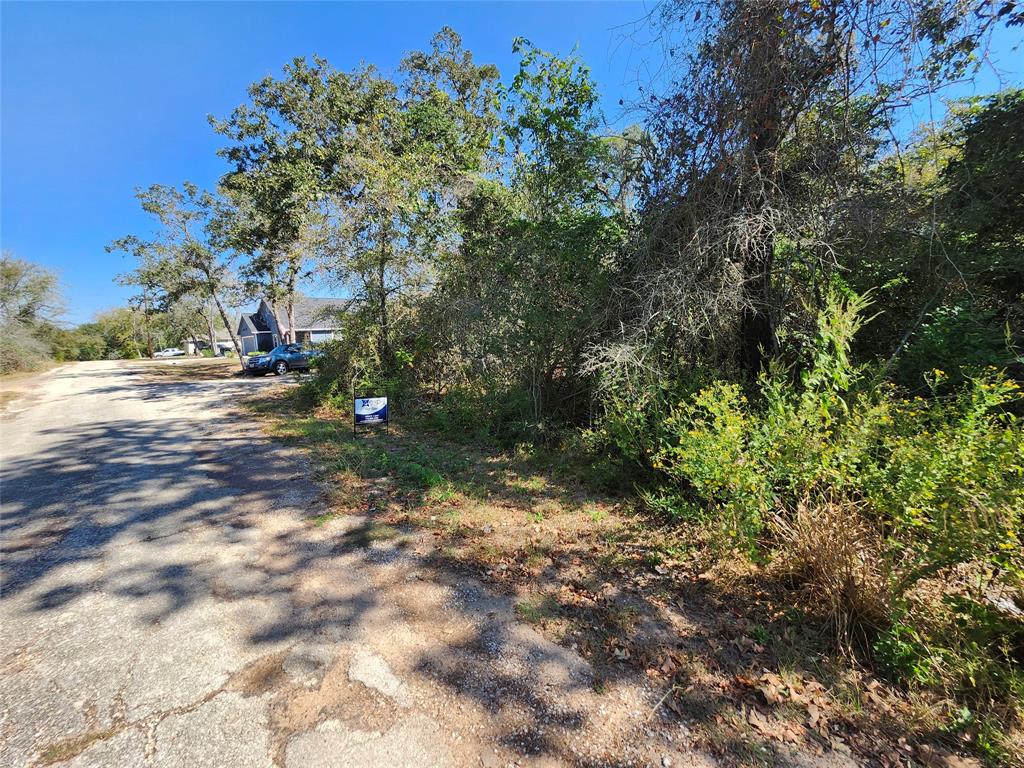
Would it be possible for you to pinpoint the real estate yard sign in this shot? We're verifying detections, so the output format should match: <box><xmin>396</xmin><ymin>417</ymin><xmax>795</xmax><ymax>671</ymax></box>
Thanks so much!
<box><xmin>353</xmin><ymin>395</ymin><xmax>388</xmax><ymax>435</ymax></box>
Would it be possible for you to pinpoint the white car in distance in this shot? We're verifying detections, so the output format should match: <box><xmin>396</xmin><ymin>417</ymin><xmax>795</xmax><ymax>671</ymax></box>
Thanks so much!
<box><xmin>153</xmin><ymin>348</ymin><xmax>186</xmax><ymax>358</ymax></box>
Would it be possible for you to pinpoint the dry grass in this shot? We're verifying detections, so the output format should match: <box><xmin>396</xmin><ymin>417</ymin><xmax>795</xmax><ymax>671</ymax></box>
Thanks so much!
<box><xmin>771</xmin><ymin>497</ymin><xmax>894</xmax><ymax>641</ymax></box>
<box><xmin>125</xmin><ymin>356</ymin><xmax>245</xmax><ymax>381</ymax></box>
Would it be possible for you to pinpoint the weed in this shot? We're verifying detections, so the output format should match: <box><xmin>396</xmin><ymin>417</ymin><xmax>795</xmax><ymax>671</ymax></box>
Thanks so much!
<box><xmin>749</xmin><ymin>624</ymin><xmax>771</xmax><ymax>646</ymax></box>
<box><xmin>515</xmin><ymin>594</ymin><xmax>561</xmax><ymax>624</ymax></box>
<box><xmin>426</xmin><ymin>482</ymin><xmax>457</xmax><ymax>504</ymax></box>
<box><xmin>37</xmin><ymin>728</ymin><xmax>121</xmax><ymax>765</ymax></box>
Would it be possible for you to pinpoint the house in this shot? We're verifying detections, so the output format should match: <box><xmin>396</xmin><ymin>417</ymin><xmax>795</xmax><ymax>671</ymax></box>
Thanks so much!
<box><xmin>236</xmin><ymin>297</ymin><xmax>346</xmax><ymax>355</ymax></box>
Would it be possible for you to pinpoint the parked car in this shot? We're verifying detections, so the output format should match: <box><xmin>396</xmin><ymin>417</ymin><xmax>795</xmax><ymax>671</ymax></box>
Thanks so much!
<box><xmin>245</xmin><ymin>344</ymin><xmax>321</xmax><ymax>375</ymax></box>
<box><xmin>154</xmin><ymin>348</ymin><xmax>185</xmax><ymax>358</ymax></box>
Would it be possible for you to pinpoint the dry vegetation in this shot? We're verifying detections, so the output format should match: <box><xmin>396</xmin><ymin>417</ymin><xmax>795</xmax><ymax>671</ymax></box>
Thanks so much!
<box><xmin>123</xmin><ymin>355</ymin><xmax>244</xmax><ymax>380</ymax></box>
<box><xmin>246</xmin><ymin>384</ymin><xmax>1019</xmax><ymax>767</ymax></box>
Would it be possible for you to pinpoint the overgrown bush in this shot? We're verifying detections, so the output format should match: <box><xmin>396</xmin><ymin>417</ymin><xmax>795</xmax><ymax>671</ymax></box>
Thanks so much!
<box><xmin>592</xmin><ymin>291</ymin><xmax>1023</xmax><ymax>740</ymax></box>
<box><xmin>0</xmin><ymin>320</ymin><xmax>53</xmax><ymax>373</ymax></box>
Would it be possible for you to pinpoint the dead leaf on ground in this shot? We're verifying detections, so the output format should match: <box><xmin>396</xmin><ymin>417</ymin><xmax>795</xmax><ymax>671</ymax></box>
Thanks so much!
<box><xmin>757</xmin><ymin>671</ymin><xmax>788</xmax><ymax>704</ymax></box>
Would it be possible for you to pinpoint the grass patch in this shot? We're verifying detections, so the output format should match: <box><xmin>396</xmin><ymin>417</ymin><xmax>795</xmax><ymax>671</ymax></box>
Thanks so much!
<box><xmin>515</xmin><ymin>594</ymin><xmax>562</xmax><ymax>625</ymax></box>
<box><xmin>37</xmin><ymin>727</ymin><xmax>121</xmax><ymax>765</ymax></box>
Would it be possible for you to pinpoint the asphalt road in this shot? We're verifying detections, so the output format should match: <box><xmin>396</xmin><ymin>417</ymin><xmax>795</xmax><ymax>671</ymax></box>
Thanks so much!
<box><xmin>0</xmin><ymin>361</ymin><xmax>698</xmax><ymax>768</ymax></box>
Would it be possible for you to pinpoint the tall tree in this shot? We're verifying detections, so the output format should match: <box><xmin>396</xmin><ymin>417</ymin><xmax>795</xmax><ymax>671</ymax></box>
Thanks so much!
<box><xmin>210</xmin><ymin>58</ymin><xmax>365</xmax><ymax>341</ymax></box>
<box><xmin>110</xmin><ymin>183</ymin><xmax>244</xmax><ymax>362</ymax></box>
<box><xmin>214</xmin><ymin>29</ymin><xmax>500</xmax><ymax>373</ymax></box>
<box><xmin>426</xmin><ymin>39</ymin><xmax>630</xmax><ymax>425</ymax></box>
<box><xmin>609</xmin><ymin>0</ymin><xmax>1009</xmax><ymax>377</ymax></box>
<box><xmin>322</xmin><ymin>27</ymin><xmax>500</xmax><ymax>372</ymax></box>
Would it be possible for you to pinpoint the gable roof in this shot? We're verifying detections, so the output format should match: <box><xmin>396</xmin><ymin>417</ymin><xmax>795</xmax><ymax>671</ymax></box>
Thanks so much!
<box><xmin>239</xmin><ymin>297</ymin><xmax>351</xmax><ymax>335</ymax></box>
<box><xmin>238</xmin><ymin>311</ymin><xmax>271</xmax><ymax>335</ymax></box>
<box><xmin>290</xmin><ymin>297</ymin><xmax>348</xmax><ymax>330</ymax></box>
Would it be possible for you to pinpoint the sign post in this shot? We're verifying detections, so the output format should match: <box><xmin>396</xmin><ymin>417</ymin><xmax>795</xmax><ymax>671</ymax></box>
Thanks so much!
<box><xmin>353</xmin><ymin>394</ymin><xmax>389</xmax><ymax>436</ymax></box>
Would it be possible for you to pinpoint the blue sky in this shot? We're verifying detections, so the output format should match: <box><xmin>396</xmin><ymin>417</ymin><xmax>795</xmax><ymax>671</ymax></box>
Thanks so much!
<box><xmin>2</xmin><ymin>2</ymin><xmax>1020</xmax><ymax>325</ymax></box>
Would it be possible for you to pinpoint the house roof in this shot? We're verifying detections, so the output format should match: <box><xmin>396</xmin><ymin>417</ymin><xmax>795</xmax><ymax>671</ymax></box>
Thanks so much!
<box><xmin>289</xmin><ymin>297</ymin><xmax>348</xmax><ymax>330</ymax></box>
<box><xmin>238</xmin><ymin>297</ymin><xmax>350</xmax><ymax>335</ymax></box>
<box><xmin>238</xmin><ymin>312</ymin><xmax>271</xmax><ymax>335</ymax></box>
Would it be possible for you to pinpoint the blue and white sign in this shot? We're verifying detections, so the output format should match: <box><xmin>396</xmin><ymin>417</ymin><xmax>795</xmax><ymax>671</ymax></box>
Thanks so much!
<box><xmin>354</xmin><ymin>396</ymin><xmax>388</xmax><ymax>425</ymax></box>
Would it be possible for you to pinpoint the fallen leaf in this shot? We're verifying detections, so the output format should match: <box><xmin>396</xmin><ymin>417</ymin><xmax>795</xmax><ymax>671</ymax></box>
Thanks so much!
<box><xmin>746</xmin><ymin>707</ymin><xmax>772</xmax><ymax>735</ymax></box>
<box><xmin>807</xmin><ymin>703</ymin><xmax>820</xmax><ymax>727</ymax></box>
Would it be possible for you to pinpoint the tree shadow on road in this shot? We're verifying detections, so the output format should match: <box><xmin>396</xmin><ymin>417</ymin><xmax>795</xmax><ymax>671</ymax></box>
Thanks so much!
<box><xmin>0</xmin><ymin>369</ymin><xmax>820</xmax><ymax>768</ymax></box>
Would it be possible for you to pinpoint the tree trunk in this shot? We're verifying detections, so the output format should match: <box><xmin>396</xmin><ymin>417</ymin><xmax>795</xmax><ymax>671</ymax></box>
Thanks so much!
<box><xmin>269</xmin><ymin>301</ymin><xmax>286</xmax><ymax>345</ymax></box>
<box><xmin>206</xmin><ymin>301</ymin><xmax>218</xmax><ymax>357</ymax></box>
<box><xmin>143</xmin><ymin>292</ymin><xmax>154</xmax><ymax>358</ymax></box>
<box><xmin>209</xmin><ymin>289</ymin><xmax>246</xmax><ymax>370</ymax></box>
<box><xmin>739</xmin><ymin>233</ymin><xmax>779</xmax><ymax>375</ymax></box>
<box><xmin>378</xmin><ymin>256</ymin><xmax>389</xmax><ymax>367</ymax></box>
<box><xmin>738</xmin><ymin>12</ymin><xmax>783</xmax><ymax>378</ymax></box>
<box><xmin>287</xmin><ymin>300</ymin><xmax>296</xmax><ymax>345</ymax></box>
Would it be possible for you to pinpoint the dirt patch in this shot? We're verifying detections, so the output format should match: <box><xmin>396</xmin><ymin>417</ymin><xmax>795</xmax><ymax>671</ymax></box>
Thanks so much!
<box><xmin>274</xmin><ymin>654</ymin><xmax>397</xmax><ymax>733</ymax></box>
<box><xmin>274</xmin><ymin>651</ymin><xmax>401</xmax><ymax>768</ymax></box>
<box><xmin>228</xmin><ymin>651</ymin><xmax>291</xmax><ymax>697</ymax></box>
<box><xmin>230</xmin><ymin>648</ymin><xmax>400</xmax><ymax>767</ymax></box>
<box><xmin>0</xmin><ymin>367</ymin><xmax>51</xmax><ymax>413</ymax></box>
<box><xmin>0</xmin><ymin>389</ymin><xmax>33</xmax><ymax>411</ymax></box>
<box><xmin>124</xmin><ymin>356</ymin><xmax>245</xmax><ymax>382</ymax></box>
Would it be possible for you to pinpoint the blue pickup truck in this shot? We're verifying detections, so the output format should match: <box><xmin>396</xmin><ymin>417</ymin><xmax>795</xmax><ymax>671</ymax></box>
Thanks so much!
<box><xmin>245</xmin><ymin>344</ymin><xmax>322</xmax><ymax>376</ymax></box>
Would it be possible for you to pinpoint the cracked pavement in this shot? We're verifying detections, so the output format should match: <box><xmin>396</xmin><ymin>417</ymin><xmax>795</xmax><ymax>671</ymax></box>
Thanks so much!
<box><xmin>1</xmin><ymin>360</ymin><xmax>716</xmax><ymax>768</ymax></box>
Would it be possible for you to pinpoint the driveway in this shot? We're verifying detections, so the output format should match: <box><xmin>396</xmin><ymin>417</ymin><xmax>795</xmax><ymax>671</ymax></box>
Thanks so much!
<box><xmin>0</xmin><ymin>361</ymin><xmax>704</xmax><ymax>768</ymax></box>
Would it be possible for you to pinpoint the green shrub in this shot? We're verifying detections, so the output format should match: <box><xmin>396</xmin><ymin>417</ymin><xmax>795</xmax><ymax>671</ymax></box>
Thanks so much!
<box><xmin>655</xmin><ymin>381</ymin><xmax>770</xmax><ymax>544</ymax></box>
<box><xmin>897</xmin><ymin>300</ymin><xmax>1013</xmax><ymax>390</ymax></box>
<box><xmin>601</xmin><ymin>289</ymin><xmax>1023</xmax><ymax>729</ymax></box>
<box><xmin>872</xmin><ymin>622</ymin><xmax>940</xmax><ymax>686</ymax></box>
<box><xmin>646</xmin><ymin>292</ymin><xmax>1022</xmax><ymax>582</ymax></box>
<box><xmin>411</xmin><ymin>384</ymin><xmax>537</xmax><ymax>443</ymax></box>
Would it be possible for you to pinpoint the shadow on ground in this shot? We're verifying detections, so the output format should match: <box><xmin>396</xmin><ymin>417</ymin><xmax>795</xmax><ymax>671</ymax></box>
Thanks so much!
<box><xmin>0</xmin><ymin>366</ymin><xmax>830</xmax><ymax>767</ymax></box>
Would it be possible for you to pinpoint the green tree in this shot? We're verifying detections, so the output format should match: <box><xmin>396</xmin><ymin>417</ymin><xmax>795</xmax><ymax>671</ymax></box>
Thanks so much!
<box><xmin>424</xmin><ymin>40</ymin><xmax>629</xmax><ymax>431</ymax></box>
<box><xmin>215</xmin><ymin>29</ymin><xmax>500</xmax><ymax>379</ymax></box>
<box><xmin>211</xmin><ymin>57</ymin><xmax>366</xmax><ymax>341</ymax></box>
<box><xmin>110</xmin><ymin>184</ymin><xmax>244</xmax><ymax>362</ymax></box>
<box><xmin>842</xmin><ymin>90</ymin><xmax>1024</xmax><ymax>386</ymax></box>
<box><xmin>940</xmin><ymin>89</ymin><xmax>1024</xmax><ymax>351</ymax></box>
<box><xmin>0</xmin><ymin>253</ymin><xmax>65</xmax><ymax>372</ymax></box>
